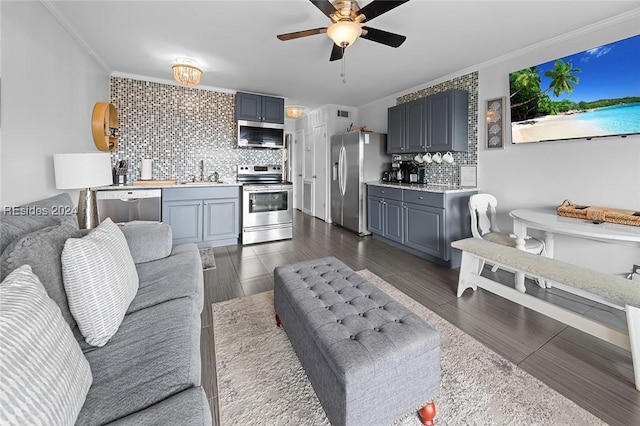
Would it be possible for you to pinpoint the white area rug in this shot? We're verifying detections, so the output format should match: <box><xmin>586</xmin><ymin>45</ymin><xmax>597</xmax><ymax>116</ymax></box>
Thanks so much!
<box><xmin>212</xmin><ymin>269</ymin><xmax>603</xmax><ymax>425</ymax></box>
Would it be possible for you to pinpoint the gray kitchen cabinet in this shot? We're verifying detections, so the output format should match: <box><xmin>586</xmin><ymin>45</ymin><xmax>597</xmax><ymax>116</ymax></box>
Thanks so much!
<box><xmin>406</xmin><ymin>98</ymin><xmax>426</xmax><ymax>152</ymax></box>
<box><xmin>367</xmin><ymin>196</ymin><xmax>384</xmax><ymax>236</ymax></box>
<box><xmin>426</xmin><ymin>89</ymin><xmax>469</xmax><ymax>152</ymax></box>
<box><xmin>366</xmin><ymin>186</ymin><xmax>403</xmax><ymax>242</ymax></box>
<box><xmin>203</xmin><ymin>198</ymin><xmax>239</xmax><ymax>243</ymax></box>
<box><xmin>162</xmin><ymin>186</ymin><xmax>240</xmax><ymax>248</ymax></box>
<box><xmin>403</xmin><ymin>202</ymin><xmax>445</xmax><ymax>258</ymax></box>
<box><xmin>235</xmin><ymin>92</ymin><xmax>284</xmax><ymax>124</ymax></box>
<box><xmin>386</xmin><ymin>89</ymin><xmax>469</xmax><ymax>154</ymax></box>
<box><xmin>384</xmin><ymin>199</ymin><xmax>404</xmax><ymax>243</ymax></box>
<box><xmin>162</xmin><ymin>200</ymin><xmax>203</xmax><ymax>245</ymax></box>
<box><xmin>366</xmin><ymin>184</ymin><xmax>476</xmax><ymax>268</ymax></box>
<box><xmin>387</xmin><ymin>104</ymin><xmax>404</xmax><ymax>153</ymax></box>
<box><xmin>387</xmin><ymin>99</ymin><xmax>426</xmax><ymax>154</ymax></box>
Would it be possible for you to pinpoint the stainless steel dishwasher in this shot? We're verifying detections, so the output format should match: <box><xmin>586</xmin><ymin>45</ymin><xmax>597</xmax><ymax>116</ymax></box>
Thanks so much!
<box><xmin>96</xmin><ymin>188</ymin><xmax>162</xmax><ymax>224</ymax></box>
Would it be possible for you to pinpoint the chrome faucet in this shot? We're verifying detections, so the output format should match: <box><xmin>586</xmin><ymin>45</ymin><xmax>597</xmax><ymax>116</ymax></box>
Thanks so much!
<box><xmin>199</xmin><ymin>159</ymin><xmax>205</xmax><ymax>182</ymax></box>
<box><xmin>209</xmin><ymin>171</ymin><xmax>219</xmax><ymax>183</ymax></box>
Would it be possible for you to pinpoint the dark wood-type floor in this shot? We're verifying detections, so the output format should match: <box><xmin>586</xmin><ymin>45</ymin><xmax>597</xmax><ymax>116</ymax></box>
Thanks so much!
<box><xmin>200</xmin><ymin>210</ymin><xmax>639</xmax><ymax>426</ymax></box>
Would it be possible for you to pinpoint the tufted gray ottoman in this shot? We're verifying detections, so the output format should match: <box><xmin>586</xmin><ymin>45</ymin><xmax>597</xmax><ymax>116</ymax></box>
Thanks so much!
<box><xmin>274</xmin><ymin>257</ymin><xmax>440</xmax><ymax>426</ymax></box>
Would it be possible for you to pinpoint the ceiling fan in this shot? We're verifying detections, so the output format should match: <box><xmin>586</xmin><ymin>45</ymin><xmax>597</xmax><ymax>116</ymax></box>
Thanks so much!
<box><xmin>277</xmin><ymin>0</ymin><xmax>410</xmax><ymax>61</ymax></box>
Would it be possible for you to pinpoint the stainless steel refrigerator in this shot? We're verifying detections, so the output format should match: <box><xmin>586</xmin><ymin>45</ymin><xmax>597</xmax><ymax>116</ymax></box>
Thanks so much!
<box><xmin>331</xmin><ymin>131</ymin><xmax>390</xmax><ymax>235</ymax></box>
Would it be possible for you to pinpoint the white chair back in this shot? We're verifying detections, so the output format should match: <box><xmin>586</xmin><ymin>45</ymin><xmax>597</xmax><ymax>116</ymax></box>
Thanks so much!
<box><xmin>469</xmin><ymin>194</ymin><xmax>501</xmax><ymax>238</ymax></box>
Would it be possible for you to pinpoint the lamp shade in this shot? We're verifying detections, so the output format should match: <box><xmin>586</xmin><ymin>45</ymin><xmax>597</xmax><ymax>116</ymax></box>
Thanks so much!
<box><xmin>54</xmin><ymin>153</ymin><xmax>113</xmax><ymax>189</ymax></box>
<box><xmin>327</xmin><ymin>21</ymin><xmax>362</xmax><ymax>47</ymax></box>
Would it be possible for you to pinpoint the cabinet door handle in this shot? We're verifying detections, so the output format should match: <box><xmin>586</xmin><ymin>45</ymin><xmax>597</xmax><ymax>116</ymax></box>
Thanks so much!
<box><xmin>381</xmin><ymin>190</ymin><xmax>385</xmax><ymax>194</ymax></box>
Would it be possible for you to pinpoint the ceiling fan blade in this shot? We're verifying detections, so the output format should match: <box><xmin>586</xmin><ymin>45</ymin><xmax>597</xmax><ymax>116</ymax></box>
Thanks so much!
<box><xmin>330</xmin><ymin>43</ymin><xmax>344</xmax><ymax>61</ymax></box>
<box><xmin>361</xmin><ymin>26</ymin><xmax>406</xmax><ymax>48</ymax></box>
<box><xmin>310</xmin><ymin>0</ymin><xmax>338</xmax><ymax>19</ymax></box>
<box><xmin>277</xmin><ymin>27</ymin><xmax>327</xmax><ymax>41</ymax></box>
<box><xmin>356</xmin><ymin>0</ymin><xmax>410</xmax><ymax>23</ymax></box>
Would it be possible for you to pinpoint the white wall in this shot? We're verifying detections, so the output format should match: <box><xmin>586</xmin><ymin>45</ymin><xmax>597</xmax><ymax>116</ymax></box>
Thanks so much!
<box><xmin>478</xmin><ymin>13</ymin><xmax>640</xmax><ymax>274</ymax></box>
<box><xmin>1</xmin><ymin>1</ymin><xmax>109</xmax><ymax>207</ymax></box>
<box><xmin>358</xmin><ymin>11</ymin><xmax>640</xmax><ymax>274</ymax></box>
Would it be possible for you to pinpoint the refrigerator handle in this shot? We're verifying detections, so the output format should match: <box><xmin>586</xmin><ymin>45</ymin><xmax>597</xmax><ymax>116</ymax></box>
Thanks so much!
<box><xmin>339</xmin><ymin>146</ymin><xmax>346</xmax><ymax>196</ymax></box>
<box><xmin>341</xmin><ymin>146</ymin><xmax>347</xmax><ymax>196</ymax></box>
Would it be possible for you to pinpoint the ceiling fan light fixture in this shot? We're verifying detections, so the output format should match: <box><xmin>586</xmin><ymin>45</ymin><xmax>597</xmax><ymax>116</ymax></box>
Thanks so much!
<box><xmin>172</xmin><ymin>59</ymin><xmax>203</xmax><ymax>86</ymax></box>
<box><xmin>285</xmin><ymin>106</ymin><xmax>305</xmax><ymax>119</ymax></box>
<box><xmin>327</xmin><ymin>20</ymin><xmax>362</xmax><ymax>47</ymax></box>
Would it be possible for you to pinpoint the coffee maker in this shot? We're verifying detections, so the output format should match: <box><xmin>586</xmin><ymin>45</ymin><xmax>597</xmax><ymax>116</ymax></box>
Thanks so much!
<box><xmin>391</xmin><ymin>155</ymin><xmax>403</xmax><ymax>182</ymax></box>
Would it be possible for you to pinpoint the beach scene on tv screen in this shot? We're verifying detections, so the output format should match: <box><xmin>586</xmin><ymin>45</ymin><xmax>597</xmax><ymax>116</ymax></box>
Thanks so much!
<box><xmin>509</xmin><ymin>33</ymin><xmax>640</xmax><ymax>143</ymax></box>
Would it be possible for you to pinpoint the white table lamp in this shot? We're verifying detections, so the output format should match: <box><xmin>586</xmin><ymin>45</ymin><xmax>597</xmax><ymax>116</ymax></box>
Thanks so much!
<box><xmin>54</xmin><ymin>153</ymin><xmax>113</xmax><ymax>229</ymax></box>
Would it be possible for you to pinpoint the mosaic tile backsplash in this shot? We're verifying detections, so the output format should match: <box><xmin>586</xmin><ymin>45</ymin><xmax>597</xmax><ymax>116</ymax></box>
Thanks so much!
<box><xmin>110</xmin><ymin>77</ymin><xmax>282</xmax><ymax>183</ymax></box>
<box><xmin>397</xmin><ymin>71</ymin><xmax>478</xmax><ymax>186</ymax></box>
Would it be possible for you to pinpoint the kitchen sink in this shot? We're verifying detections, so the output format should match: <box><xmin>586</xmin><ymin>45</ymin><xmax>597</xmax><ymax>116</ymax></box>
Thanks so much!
<box><xmin>178</xmin><ymin>181</ymin><xmax>225</xmax><ymax>185</ymax></box>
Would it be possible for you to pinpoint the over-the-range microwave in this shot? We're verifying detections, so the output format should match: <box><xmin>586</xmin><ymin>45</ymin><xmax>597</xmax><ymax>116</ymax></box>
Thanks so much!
<box><xmin>237</xmin><ymin>120</ymin><xmax>285</xmax><ymax>149</ymax></box>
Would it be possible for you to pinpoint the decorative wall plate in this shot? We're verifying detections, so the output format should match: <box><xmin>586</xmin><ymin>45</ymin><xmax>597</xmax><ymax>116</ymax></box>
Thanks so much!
<box><xmin>92</xmin><ymin>102</ymin><xmax>119</xmax><ymax>151</ymax></box>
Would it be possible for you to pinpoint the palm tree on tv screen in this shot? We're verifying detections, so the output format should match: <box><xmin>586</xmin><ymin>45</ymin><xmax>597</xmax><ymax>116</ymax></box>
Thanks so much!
<box><xmin>510</xmin><ymin>59</ymin><xmax>581</xmax><ymax>121</ymax></box>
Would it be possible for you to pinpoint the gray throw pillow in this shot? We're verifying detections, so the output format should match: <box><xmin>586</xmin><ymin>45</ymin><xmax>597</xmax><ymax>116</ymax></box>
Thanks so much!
<box><xmin>62</xmin><ymin>218</ymin><xmax>139</xmax><ymax>347</ymax></box>
<box><xmin>0</xmin><ymin>265</ymin><xmax>93</xmax><ymax>425</ymax></box>
<box><xmin>0</xmin><ymin>193</ymin><xmax>77</xmax><ymax>254</ymax></box>
<box><xmin>0</xmin><ymin>220</ymin><xmax>81</xmax><ymax>329</ymax></box>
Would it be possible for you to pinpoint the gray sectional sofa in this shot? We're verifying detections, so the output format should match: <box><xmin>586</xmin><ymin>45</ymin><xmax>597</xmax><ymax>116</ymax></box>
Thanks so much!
<box><xmin>0</xmin><ymin>193</ymin><xmax>211</xmax><ymax>425</ymax></box>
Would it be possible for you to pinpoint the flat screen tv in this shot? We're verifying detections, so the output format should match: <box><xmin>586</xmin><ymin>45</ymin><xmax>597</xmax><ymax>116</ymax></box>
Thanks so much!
<box><xmin>509</xmin><ymin>33</ymin><xmax>640</xmax><ymax>144</ymax></box>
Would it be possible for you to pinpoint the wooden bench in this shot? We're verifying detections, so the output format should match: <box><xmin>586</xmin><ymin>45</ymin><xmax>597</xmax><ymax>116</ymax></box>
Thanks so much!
<box><xmin>451</xmin><ymin>237</ymin><xmax>640</xmax><ymax>391</ymax></box>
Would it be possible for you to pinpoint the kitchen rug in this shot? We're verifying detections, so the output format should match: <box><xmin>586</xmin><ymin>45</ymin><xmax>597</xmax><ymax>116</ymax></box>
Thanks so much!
<box><xmin>199</xmin><ymin>248</ymin><xmax>216</xmax><ymax>270</ymax></box>
<box><xmin>212</xmin><ymin>270</ymin><xmax>603</xmax><ymax>425</ymax></box>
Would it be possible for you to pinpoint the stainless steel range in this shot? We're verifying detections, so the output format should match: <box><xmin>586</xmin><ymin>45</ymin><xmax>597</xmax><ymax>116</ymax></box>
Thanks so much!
<box><xmin>238</xmin><ymin>164</ymin><xmax>293</xmax><ymax>245</ymax></box>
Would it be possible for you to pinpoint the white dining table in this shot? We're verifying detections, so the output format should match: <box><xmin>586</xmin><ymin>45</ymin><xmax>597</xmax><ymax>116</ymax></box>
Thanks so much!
<box><xmin>508</xmin><ymin>208</ymin><xmax>640</xmax><ymax>293</ymax></box>
<box><xmin>510</xmin><ymin>208</ymin><xmax>640</xmax><ymax>256</ymax></box>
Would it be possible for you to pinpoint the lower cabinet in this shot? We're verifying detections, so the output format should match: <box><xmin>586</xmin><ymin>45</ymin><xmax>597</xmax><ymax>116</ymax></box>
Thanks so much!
<box><xmin>367</xmin><ymin>184</ymin><xmax>476</xmax><ymax>268</ymax></box>
<box><xmin>384</xmin><ymin>199</ymin><xmax>404</xmax><ymax>243</ymax></box>
<box><xmin>162</xmin><ymin>186</ymin><xmax>240</xmax><ymax>248</ymax></box>
<box><xmin>403</xmin><ymin>202</ymin><xmax>445</xmax><ymax>258</ymax></box>
<box><xmin>162</xmin><ymin>200</ymin><xmax>203</xmax><ymax>245</ymax></box>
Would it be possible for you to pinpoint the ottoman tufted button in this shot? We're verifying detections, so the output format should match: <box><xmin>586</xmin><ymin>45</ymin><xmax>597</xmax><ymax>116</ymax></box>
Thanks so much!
<box><xmin>358</xmin><ymin>313</ymin><xmax>364</xmax><ymax>317</ymax></box>
<box><xmin>350</xmin><ymin>335</ymin><xmax>356</xmax><ymax>340</ymax></box>
<box><xmin>374</xmin><ymin>328</ymin><xmax>380</xmax><ymax>332</ymax></box>
<box><xmin>337</xmin><ymin>319</ymin><xmax>342</xmax><ymax>324</ymax></box>
<box><xmin>345</xmin><ymin>301</ymin><xmax>350</xmax><ymax>304</ymax></box>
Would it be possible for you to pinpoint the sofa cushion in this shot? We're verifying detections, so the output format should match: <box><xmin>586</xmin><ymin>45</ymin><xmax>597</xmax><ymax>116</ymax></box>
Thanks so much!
<box><xmin>0</xmin><ymin>220</ymin><xmax>81</xmax><ymax>328</ymax></box>
<box><xmin>127</xmin><ymin>243</ymin><xmax>204</xmax><ymax>314</ymax></box>
<box><xmin>1</xmin><ymin>193</ymin><xmax>77</xmax><ymax>254</ymax></box>
<box><xmin>119</xmin><ymin>222</ymin><xmax>172</xmax><ymax>264</ymax></box>
<box><xmin>0</xmin><ymin>265</ymin><xmax>93</xmax><ymax>426</ymax></box>
<box><xmin>62</xmin><ymin>218</ymin><xmax>139</xmax><ymax>347</ymax></box>
<box><xmin>75</xmin><ymin>297</ymin><xmax>202</xmax><ymax>426</ymax></box>
<box><xmin>105</xmin><ymin>387</ymin><xmax>212</xmax><ymax>426</ymax></box>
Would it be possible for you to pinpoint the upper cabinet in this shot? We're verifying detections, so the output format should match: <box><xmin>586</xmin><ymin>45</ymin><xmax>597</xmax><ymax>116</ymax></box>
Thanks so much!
<box><xmin>235</xmin><ymin>92</ymin><xmax>285</xmax><ymax>124</ymax></box>
<box><xmin>426</xmin><ymin>89</ymin><xmax>469</xmax><ymax>152</ymax></box>
<box><xmin>386</xmin><ymin>89</ymin><xmax>469</xmax><ymax>154</ymax></box>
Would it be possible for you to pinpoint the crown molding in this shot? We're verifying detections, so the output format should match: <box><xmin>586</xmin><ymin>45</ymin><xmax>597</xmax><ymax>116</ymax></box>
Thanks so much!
<box><xmin>40</xmin><ymin>0</ymin><xmax>111</xmax><ymax>73</ymax></box>
<box><xmin>109</xmin><ymin>72</ymin><xmax>237</xmax><ymax>94</ymax></box>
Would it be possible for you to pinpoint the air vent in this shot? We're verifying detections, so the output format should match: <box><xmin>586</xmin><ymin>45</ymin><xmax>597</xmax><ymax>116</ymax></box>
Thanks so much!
<box><xmin>337</xmin><ymin>110</ymin><xmax>350</xmax><ymax>118</ymax></box>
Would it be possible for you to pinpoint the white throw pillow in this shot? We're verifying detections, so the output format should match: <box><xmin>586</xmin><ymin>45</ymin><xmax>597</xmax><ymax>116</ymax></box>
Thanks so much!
<box><xmin>62</xmin><ymin>218</ymin><xmax>139</xmax><ymax>347</ymax></box>
<box><xmin>0</xmin><ymin>265</ymin><xmax>93</xmax><ymax>426</ymax></box>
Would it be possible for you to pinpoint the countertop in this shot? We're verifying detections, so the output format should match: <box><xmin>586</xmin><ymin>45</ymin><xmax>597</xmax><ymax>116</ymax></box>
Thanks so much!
<box><xmin>94</xmin><ymin>182</ymin><xmax>242</xmax><ymax>190</ymax></box>
<box><xmin>367</xmin><ymin>181</ymin><xmax>479</xmax><ymax>194</ymax></box>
